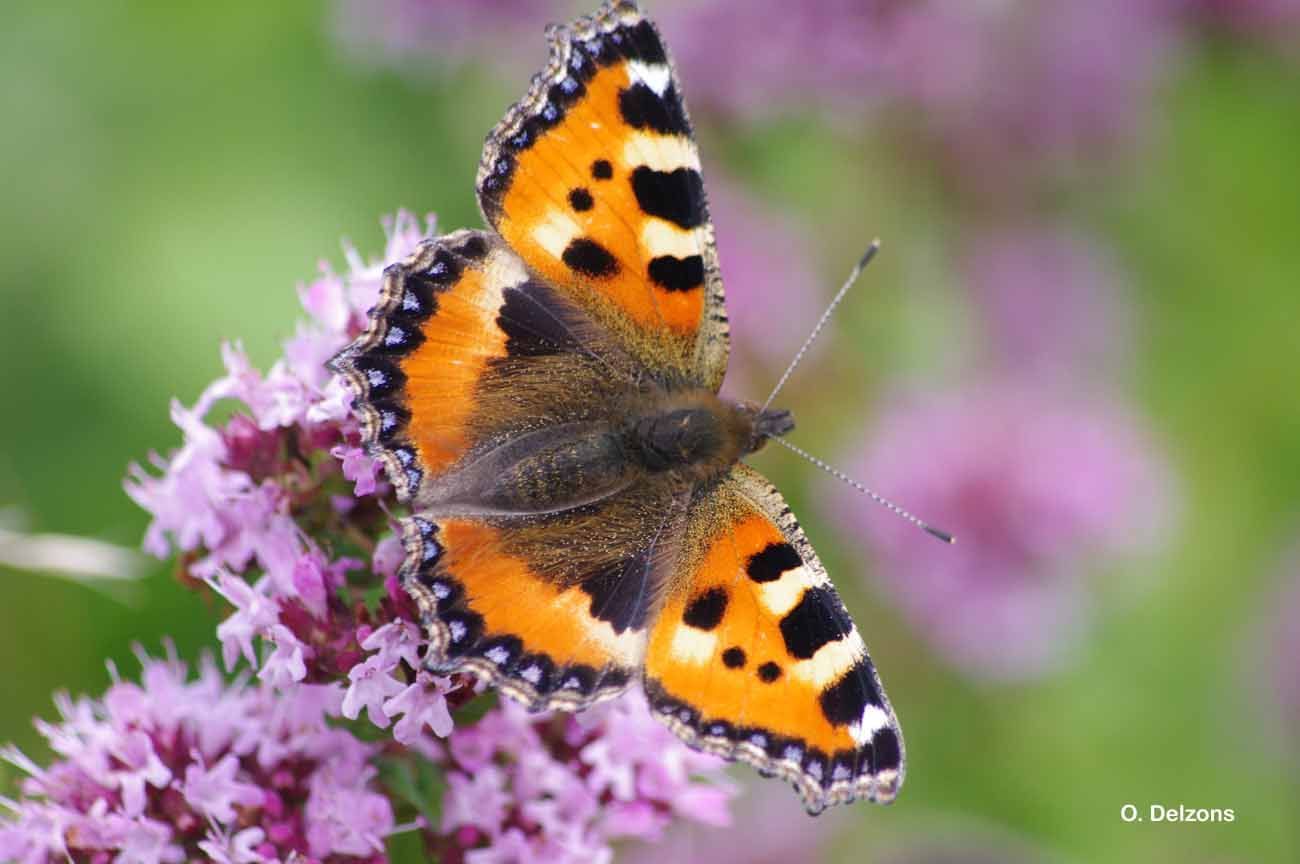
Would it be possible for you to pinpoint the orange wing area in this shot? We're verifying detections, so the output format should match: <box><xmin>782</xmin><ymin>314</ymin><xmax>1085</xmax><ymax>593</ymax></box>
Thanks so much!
<box><xmin>477</xmin><ymin>0</ymin><xmax>729</xmax><ymax>391</ymax></box>
<box><xmin>328</xmin><ymin>229</ymin><xmax>529</xmax><ymax>500</ymax></box>
<box><xmin>643</xmin><ymin>465</ymin><xmax>905</xmax><ymax>813</ymax></box>
<box><xmin>329</xmin><ymin>228</ymin><xmax>633</xmax><ymax>505</ymax></box>
<box><xmin>399</xmin><ymin>514</ymin><xmax>646</xmax><ymax>711</ymax></box>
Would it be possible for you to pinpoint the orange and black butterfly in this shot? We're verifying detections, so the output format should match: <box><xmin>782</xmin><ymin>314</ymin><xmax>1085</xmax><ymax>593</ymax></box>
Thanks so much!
<box><xmin>330</xmin><ymin>0</ymin><xmax>903</xmax><ymax>813</ymax></box>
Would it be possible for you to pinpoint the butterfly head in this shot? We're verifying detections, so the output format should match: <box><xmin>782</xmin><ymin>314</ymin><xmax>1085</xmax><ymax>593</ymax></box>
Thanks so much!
<box><xmin>739</xmin><ymin>401</ymin><xmax>795</xmax><ymax>455</ymax></box>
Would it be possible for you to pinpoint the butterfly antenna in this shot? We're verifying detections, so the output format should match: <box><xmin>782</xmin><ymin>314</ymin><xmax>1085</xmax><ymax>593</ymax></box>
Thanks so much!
<box><xmin>761</xmin><ymin>239</ymin><xmax>881</xmax><ymax>414</ymax></box>
<box><xmin>771</xmin><ymin>437</ymin><xmax>955</xmax><ymax>544</ymax></box>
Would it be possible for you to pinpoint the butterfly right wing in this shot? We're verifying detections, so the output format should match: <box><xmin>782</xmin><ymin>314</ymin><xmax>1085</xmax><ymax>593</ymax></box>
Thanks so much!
<box><xmin>642</xmin><ymin>464</ymin><xmax>905</xmax><ymax>813</ymax></box>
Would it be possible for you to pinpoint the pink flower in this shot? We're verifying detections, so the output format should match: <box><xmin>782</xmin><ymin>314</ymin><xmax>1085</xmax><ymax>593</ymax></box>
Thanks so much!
<box><xmin>961</xmin><ymin>222</ymin><xmax>1132</xmax><ymax>384</ymax></box>
<box><xmin>431</xmin><ymin>692</ymin><xmax>734</xmax><ymax>861</ymax></box>
<box><xmin>1187</xmin><ymin>0</ymin><xmax>1300</xmax><ymax>41</ymax></box>
<box><xmin>197</xmin><ymin>825</ymin><xmax>267</xmax><ymax>864</ymax></box>
<box><xmin>180</xmin><ymin>754</ymin><xmax>263</xmax><ymax>824</ymax></box>
<box><xmin>340</xmin><ymin>659</ymin><xmax>401</xmax><ymax>731</ymax></box>
<box><xmin>332</xmin><ymin>444</ymin><xmax>381</xmax><ymax>497</ymax></box>
<box><xmin>879</xmin><ymin>0</ymin><xmax>1182</xmax><ymax>191</ymax></box>
<box><xmin>441</xmin><ymin>765</ymin><xmax>512</xmax><ymax>836</ymax></box>
<box><xmin>255</xmin><ymin>626</ymin><xmax>307</xmax><ymax>691</ymax></box>
<box><xmin>385</xmin><ymin>675</ymin><xmax>455</xmax><ymax>744</ymax></box>
<box><xmin>828</xmin><ymin>382</ymin><xmax>1174</xmax><ymax>679</ymax></box>
<box><xmin>209</xmin><ymin>572</ymin><xmax>279</xmax><ymax>670</ymax></box>
<box><xmin>1</xmin><ymin>650</ymin><xmax>395</xmax><ymax>862</ymax></box>
<box><xmin>660</xmin><ymin>0</ymin><xmax>886</xmax><ymax>117</ymax></box>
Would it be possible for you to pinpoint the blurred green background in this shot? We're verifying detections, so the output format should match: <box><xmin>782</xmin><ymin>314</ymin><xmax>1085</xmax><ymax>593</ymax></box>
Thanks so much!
<box><xmin>2</xmin><ymin>2</ymin><xmax>1299</xmax><ymax>862</ymax></box>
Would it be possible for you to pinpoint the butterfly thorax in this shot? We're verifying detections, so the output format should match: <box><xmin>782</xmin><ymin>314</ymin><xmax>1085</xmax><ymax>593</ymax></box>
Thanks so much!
<box><xmin>625</xmin><ymin>390</ymin><xmax>793</xmax><ymax>482</ymax></box>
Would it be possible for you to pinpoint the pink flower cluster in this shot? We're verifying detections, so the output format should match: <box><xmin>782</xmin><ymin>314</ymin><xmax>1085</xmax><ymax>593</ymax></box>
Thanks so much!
<box><xmin>121</xmin><ymin>212</ymin><xmax>449</xmax><ymax>742</ymax></box>
<box><xmin>1</xmin><ymin>648</ymin><xmax>395</xmax><ymax>864</ymax></box>
<box><xmin>3</xmin><ymin>212</ymin><xmax>735</xmax><ymax>861</ymax></box>
<box><xmin>433</xmin><ymin>692</ymin><xmax>732</xmax><ymax>863</ymax></box>
<box><xmin>830</xmin><ymin>384</ymin><xmax>1173</xmax><ymax>681</ymax></box>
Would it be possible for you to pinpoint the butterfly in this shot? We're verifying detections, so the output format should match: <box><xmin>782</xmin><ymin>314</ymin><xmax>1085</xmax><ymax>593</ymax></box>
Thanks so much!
<box><xmin>329</xmin><ymin>0</ymin><xmax>903</xmax><ymax>813</ymax></box>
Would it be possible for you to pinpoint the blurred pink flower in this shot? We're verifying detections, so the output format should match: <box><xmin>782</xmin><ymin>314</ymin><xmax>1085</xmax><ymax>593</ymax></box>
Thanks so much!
<box><xmin>332</xmin><ymin>0</ymin><xmax>551</xmax><ymax>73</ymax></box>
<box><xmin>623</xmin><ymin>780</ymin><xmax>842</xmax><ymax>864</ymax></box>
<box><xmin>707</xmin><ymin>175</ymin><xmax>822</xmax><ymax>394</ymax></box>
<box><xmin>1187</xmin><ymin>0</ymin><xmax>1300</xmax><ymax>41</ymax></box>
<box><xmin>660</xmin><ymin>0</ymin><xmax>886</xmax><ymax>118</ymax></box>
<box><xmin>827</xmin><ymin>383</ymin><xmax>1174</xmax><ymax>680</ymax></box>
<box><xmin>0</xmin><ymin>648</ymin><xmax>394</xmax><ymax>863</ymax></box>
<box><xmin>880</xmin><ymin>0</ymin><xmax>1183</xmax><ymax>190</ymax></box>
<box><xmin>1267</xmin><ymin>564</ymin><xmax>1300</xmax><ymax>738</ymax></box>
<box><xmin>962</xmin><ymin>222</ymin><xmax>1132</xmax><ymax>384</ymax></box>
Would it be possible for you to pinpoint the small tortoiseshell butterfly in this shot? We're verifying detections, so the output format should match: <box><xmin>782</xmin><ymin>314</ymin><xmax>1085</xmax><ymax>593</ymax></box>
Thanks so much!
<box><xmin>330</xmin><ymin>0</ymin><xmax>903</xmax><ymax>813</ymax></box>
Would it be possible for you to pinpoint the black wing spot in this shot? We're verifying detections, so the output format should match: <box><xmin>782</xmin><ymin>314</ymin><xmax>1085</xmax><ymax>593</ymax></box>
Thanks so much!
<box><xmin>722</xmin><ymin>646</ymin><xmax>747</xmax><ymax>669</ymax></box>
<box><xmin>757</xmin><ymin>661</ymin><xmax>782</xmax><ymax>683</ymax></box>
<box><xmin>618</xmin><ymin>83</ymin><xmax>690</xmax><ymax>137</ymax></box>
<box><xmin>819</xmin><ymin>660</ymin><xmax>883</xmax><ymax>727</ymax></box>
<box><xmin>496</xmin><ymin>280</ymin><xmax>581</xmax><ymax>358</ymax></box>
<box><xmin>630</xmin><ymin>166</ymin><xmax>705</xmax><ymax>229</ymax></box>
<box><xmin>591</xmin><ymin>159</ymin><xmax>613</xmax><ymax>180</ymax></box>
<box><xmin>624</xmin><ymin>20</ymin><xmax>668</xmax><ymax>64</ymax></box>
<box><xmin>746</xmin><ymin>542</ymin><xmax>802</xmax><ymax>583</ymax></box>
<box><xmin>568</xmin><ymin>187</ymin><xmax>594</xmax><ymax>212</ymax></box>
<box><xmin>778</xmin><ymin>586</ymin><xmax>853</xmax><ymax>660</ymax></box>
<box><xmin>562</xmin><ymin>238</ymin><xmax>620</xmax><ymax>277</ymax></box>
<box><xmin>871</xmin><ymin>727</ymin><xmax>902</xmax><ymax>772</ymax></box>
<box><xmin>682</xmin><ymin>588</ymin><xmax>728</xmax><ymax>630</ymax></box>
<box><xmin>579</xmin><ymin>553</ymin><xmax>654</xmax><ymax>635</ymax></box>
<box><xmin>647</xmin><ymin>255</ymin><xmax>704</xmax><ymax>292</ymax></box>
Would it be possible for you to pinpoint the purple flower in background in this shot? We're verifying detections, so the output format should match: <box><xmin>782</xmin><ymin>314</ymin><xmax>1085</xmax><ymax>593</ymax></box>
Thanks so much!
<box><xmin>961</xmin><ymin>222</ymin><xmax>1132</xmax><ymax>384</ymax></box>
<box><xmin>0</xmin><ymin>648</ymin><xmax>395</xmax><ymax>863</ymax></box>
<box><xmin>828</xmin><ymin>383</ymin><xmax>1173</xmax><ymax>680</ymax></box>
<box><xmin>624</xmin><ymin>781</ymin><xmax>842</xmax><ymax>864</ymax></box>
<box><xmin>708</xmin><ymin>175</ymin><xmax>821</xmax><ymax>393</ymax></box>
<box><xmin>879</xmin><ymin>0</ymin><xmax>1183</xmax><ymax>190</ymax></box>
<box><xmin>1266</xmin><ymin>563</ymin><xmax>1300</xmax><ymax>739</ymax></box>
<box><xmin>1187</xmin><ymin>0</ymin><xmax>1300</xmax><ymax>41</ymax></box>
<box><xmin>332</xmin><ymin>0</ymin><xmax>551</xmax><ymax>73</ymax></box>
<box><xmin>660</xmin><ymin>0</ymin><xmax>885</xmax><ymax>117</ymax></box>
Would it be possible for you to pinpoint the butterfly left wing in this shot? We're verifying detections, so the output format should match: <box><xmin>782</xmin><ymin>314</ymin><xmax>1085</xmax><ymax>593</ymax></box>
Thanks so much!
<box><xmin>476</xmin><ymin>0</ymin><xmax>729</xmax><ymax>391</ymax></box>
<box><xmin>643</xmin><ymin>464</ymin><xmax>904</xmax><ymax>813</ymax></box>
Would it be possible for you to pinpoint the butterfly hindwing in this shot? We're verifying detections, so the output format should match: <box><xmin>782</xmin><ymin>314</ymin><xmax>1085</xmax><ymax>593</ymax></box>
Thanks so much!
<box><xmin>399</xmin><ymin>479</ymin><xmax>692</xmax><ymax>711</ymax></box>
<box><xmin>643</xmin><ymin>464</ymin><xmax>905</xmax><ymax>813</ymax></box>
<box><xmin>477</xmin><ymin>0</ymin><xmax>729</xmax><ymax>391</ymax></box>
